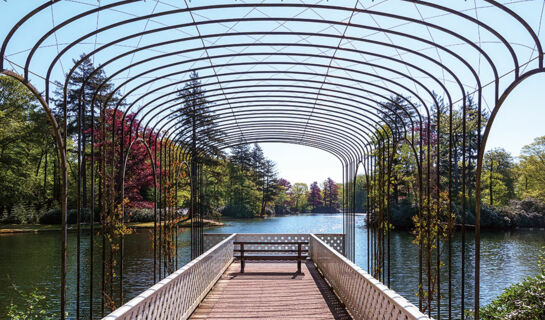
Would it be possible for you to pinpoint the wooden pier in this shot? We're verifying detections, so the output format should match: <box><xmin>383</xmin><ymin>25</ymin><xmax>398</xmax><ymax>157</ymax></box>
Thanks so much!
<box><xmin>190</xmin><ymin>261</ymin><xmax>351</xmax><ymax>319</ymax></box>
<box><xmin>104</xmin><ymin>234</ymin><xmax>428</xmax><ymax>320</ymax></box>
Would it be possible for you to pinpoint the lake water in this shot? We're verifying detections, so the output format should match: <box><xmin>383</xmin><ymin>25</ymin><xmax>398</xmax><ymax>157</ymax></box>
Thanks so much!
<box><xmin>1</xmin><ymin>213</ymin><xmax>543</xmax><ymax>319</ymax></box>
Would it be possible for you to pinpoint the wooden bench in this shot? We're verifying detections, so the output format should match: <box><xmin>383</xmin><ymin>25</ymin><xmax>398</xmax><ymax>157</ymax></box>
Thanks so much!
<box><xmin>234</xmin><ymin>241</ymin><xmax>309</xmax><ymax>273</ymax></box>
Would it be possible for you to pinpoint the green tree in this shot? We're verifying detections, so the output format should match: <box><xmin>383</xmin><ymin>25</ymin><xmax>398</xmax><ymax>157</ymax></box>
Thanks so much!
<box><xmin>261</xmin><ymin>160</ymin><xmax>279</xmax><ymax>216</ymax></box>
<box><xmin>291</xmin><ymin>183</ymin><xmax>308</xmax><ymax>213</ymax></box>
<box><xmin>0</xmin><ymin>76</ymin><xmax>53</xmax><ymax>217</ymax></box>
<box><xmin>481</xmin><ymin>148</ymin><xmax>515</xmax><ymax>206</ymax></box>
<box><xmin>224</xmin><ymin>143</ymin><xmax>259</xmax><ymax>217</ymax></box>
<box><xmin>354</xmin><ymin>174</ymin><xmax>368</xmax><ymax>212</ymax></box>
<box><xmin>517</xmin><ymin>136</ymin><xmax>545</xmax><ymax>201</ymax></box>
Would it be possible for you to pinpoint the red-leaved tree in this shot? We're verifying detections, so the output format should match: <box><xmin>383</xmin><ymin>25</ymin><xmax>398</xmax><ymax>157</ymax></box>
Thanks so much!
<box><xmin>90</xmin><ymin>108</ymin><xmax>160</xmax><ymax>209</ymax></box>
<box><xmin>308</xmin><ymin>181</ymin><xmax>322</xmax><ymax>209</ymax></box>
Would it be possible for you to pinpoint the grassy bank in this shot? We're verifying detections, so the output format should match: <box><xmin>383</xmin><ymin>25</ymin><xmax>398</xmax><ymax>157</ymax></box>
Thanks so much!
<box><xmin>0</xmin><ymin>218</ymin><xmax>224</xmax><ymax>234</ymax></box>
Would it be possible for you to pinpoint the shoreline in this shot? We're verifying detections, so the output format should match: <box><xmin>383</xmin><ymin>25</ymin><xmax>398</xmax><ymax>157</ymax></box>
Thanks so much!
<box><xmin>0</xmin><ymin>218</ymin><xmax>224</xmax><ymax>234</ymax></box>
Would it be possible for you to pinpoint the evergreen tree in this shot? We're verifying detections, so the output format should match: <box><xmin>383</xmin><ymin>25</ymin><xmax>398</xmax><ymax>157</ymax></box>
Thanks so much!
<box><xmin>230</xmin><ymin>143</ymin><xmax>252</xmax><ymax>171</ymax></box>
<box><xmin>377</xmin><ymin>94</ymin><xmax>416</xmax><ymax>139</ymax></box>
<box><xmin>175</xmin><ymin>70</ymin><xmax>224</xmax><ymax>218</ymax></box>
<box><xmin>261</xmin><ymin>159</ymin><xmax>278</xmax><ymax>216</ymax></box>
<box><xmin>52</xmin><ymin>55</ymin><xmax>121</xmax><ymax>209</ymax></box>
<box><xmin>250</xmin><ymin>144</ymin><xmax>266</xmax><ymax>206</ymax></box>
<box><xmin>53</xmin><ymin>54</ymin><xmax>121</xmax><ymax>138</ymax></box>
<box><xmin>175</xmin><ymin>70</ymin><xmax>223</xmax><ymax>162</ymax></box>
<box><xmin>224</xmin><ymin>143</ymin><xmax>256</xmax><ymax>217</ymax></box>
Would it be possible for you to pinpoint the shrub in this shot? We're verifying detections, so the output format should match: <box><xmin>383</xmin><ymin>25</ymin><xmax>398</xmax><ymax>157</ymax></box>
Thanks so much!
<box><xmin>125</xmin><ymin>208</ymin><xmax>155</xmax><ymax>222</ymax></box>
<box><xmin>274</xmin><ymin>205</ymin><xmax>292</xmax><ymax>216</ymax></box>
<box><xmin>222</xmin><ymin>204</ymin><xmax>255</xmax><ymax>218</ymax></box>
<box><xmin>7</xmin><ymin>285</ymin><xmax>60</xmax><ymax>320</ymax></box>
<box><xmin>38</xmin><ymin>208</ymin><xmax>99</xmax><ymax>225</ymax></box>
<box><xmin>12</xmin><ymin>204</ymin><xmax>26</xmax><ymax>224</ymax></box>
<box><xmin>37</xmin><ymin>207</ymin><xmax>157</xmax><ymax>224</ymax></box>
<box><xmin>479</xmin><ymin>274</ymin><xmax>545</xmax><ymax>319</ymax></box>
<box><xmin>311</xmin><ymin>206</ymin><xmax>340</xmax><ymax>214</ymax></box>
<box><xmin>479</xmin><ymin>247</ymin><xmax>545</xmax><ymax>319</ymax></box>
<box><xmin>491</xmin><ymin>198</ymin><xmax>545</xmax><ymax>229</ymax></box>
<box><xmin>389</xmin><ymin>199</ymin><xmax>418</xmax><ymax>228</ymax></box>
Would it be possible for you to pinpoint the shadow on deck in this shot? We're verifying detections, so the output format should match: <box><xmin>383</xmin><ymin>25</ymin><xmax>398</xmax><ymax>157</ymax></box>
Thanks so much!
<box><xmin>190</xmin><ymin>261</ymin><xmax>351</xmax><ymax>320</ymax></box>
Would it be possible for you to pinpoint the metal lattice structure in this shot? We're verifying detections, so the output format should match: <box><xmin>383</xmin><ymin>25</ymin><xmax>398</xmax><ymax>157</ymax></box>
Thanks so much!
<box><xmin>1</xmin><ymin>1</ymin><xmax>544</xmax><ymax>319</ymax></box>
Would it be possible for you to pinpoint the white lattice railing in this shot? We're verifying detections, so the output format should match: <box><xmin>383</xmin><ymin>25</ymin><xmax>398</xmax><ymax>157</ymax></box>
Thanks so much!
<box><xmin>204</xmin><ymin>233</ymin><xmax>345</xmax><ymax>255</ymax></box>
<box><xmin>309</xmin><ymin>234</ymin><xmax>429</xmax><ymax>320</ymax></box>
<box><xmin>103</xmin><ymin>234</ymin><xmax>236</xmax><ymax>320</ymax></box>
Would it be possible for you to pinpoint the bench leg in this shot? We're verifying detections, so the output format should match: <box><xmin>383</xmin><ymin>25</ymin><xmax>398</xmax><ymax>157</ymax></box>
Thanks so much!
<box><xmin>297</xmin><ymin>243</ymin><xmax>302</xmax><ymax>273</ymax></box>
<box><xmin>240</xmin><ymin>244</ymin><xmax>245</xmax><ymax>273</ymax></box>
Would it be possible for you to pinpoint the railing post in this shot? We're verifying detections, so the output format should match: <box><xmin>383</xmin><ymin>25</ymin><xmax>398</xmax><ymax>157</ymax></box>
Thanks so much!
<box><xmin>240</xmin><ymin>243</ymin><xmax>245</xmax><ymax>273</ymax></box>
<box><xmin>297</xmin><ymin>243</ymin><xmax>302</xmax><ymax>273</ymax></box>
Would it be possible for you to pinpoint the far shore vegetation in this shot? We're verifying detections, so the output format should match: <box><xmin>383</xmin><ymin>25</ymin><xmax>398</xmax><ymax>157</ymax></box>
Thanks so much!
<box><xmin>0</xmin><ymin>62</ymin><xmax>341</xmax><ymax>233</ymax></box>
<box><xmin>2</xmin><ymin>58</ymin><xmax>545</xmax><ymax>231</ymax></box>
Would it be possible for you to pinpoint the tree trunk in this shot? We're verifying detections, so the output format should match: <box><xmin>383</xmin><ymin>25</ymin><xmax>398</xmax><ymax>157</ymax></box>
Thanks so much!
<box><xmin>489</xmin><ymin>160</ymin><xmax>493</xmax><ymax>206</ymax></box>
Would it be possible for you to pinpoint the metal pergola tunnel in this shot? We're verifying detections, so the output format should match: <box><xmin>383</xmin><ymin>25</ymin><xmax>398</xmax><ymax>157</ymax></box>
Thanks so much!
<box><xmin>1</xmin><ymin>1</ymin><xmax>544</xmax><ymax>320</ymax></box>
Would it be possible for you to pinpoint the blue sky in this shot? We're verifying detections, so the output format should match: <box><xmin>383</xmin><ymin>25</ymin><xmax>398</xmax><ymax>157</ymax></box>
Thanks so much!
<box><xmin>263</xmin><ymin>73</ymin><xmax>545</xmax><ymax>186</ymax></box>
<box><xmin>1</xmin><ymin>1</ymin><xmax>544</xmax><ymax>186</ymax></box>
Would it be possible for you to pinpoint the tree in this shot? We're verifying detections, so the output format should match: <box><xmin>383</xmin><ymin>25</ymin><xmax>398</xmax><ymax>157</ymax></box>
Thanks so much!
<box><xmin>377</xmin><ymin>94</ymin><xmax>416</xmax><ymax>138</ymax></box>
<box><xmin>354</xmin><ymin>174</ymin><xmax>368</xmax><ymax>212</ymax></box>
<box><xmin>277</xmin><ymin>178</ymin><xmax>292</xmax><ymax>206</ymax></box>
<box><xmin>174</xmin><ymin>70</ymin><xmax>224</xmax><ymax>218</ymax></box>
<box><xmin>322</xmin><ymin>177</ymin><xmax>339</xmax><ymax>210</ymax></box>
<box><xmin>224</xmin><ymin>143</ymin><xmax>259</xmax><ymax>218</ymax></box>
<box><xmin>463</xmin><ymin>95</ymin><xmax>489</xmax><ymax>201</ymax></box>
<box><xmin>0</xmin><ymin>76</ymin><xmax>53</xmax><ymax>214</ymax></box>
<box><xmin>482</xmin><ymin>148</ymin><xmax>515</xmax><ymax>206</ymax></box>
<box><xmin>53</xmin><ymin>54</ymin><xmax>120</xmax><ymax>138</ymax></box>
<box><xmin>52</xmin><ymin>55</ymin><xmax>122</xmax><ymax>210</ymax></box>
<box><xmin>174</xmin><ymin>70</ymin><xmax>223</xmax><ymax>162</ymax></box>
<box><xmin>291</xmin><ymin>183</ymin><xmax>308</xmax><ymax>212</ymax></box>
<box><xmin>261</xmin><ymin>160</ymin><xmax>279</xmax><ymax>216</ymax></box>
<box><xmin>250</xmin><ymin>144</ymin><xmax>267</xmax><ymax>215</ymax></box>
<box><xmin>91</xmin><ymin>109</ymin><xmax>157</xmax><ymax>208</ymax></box>
<box><xmin>230</xmin><ymin>143</ymin><xmax>252</xmax><ymax>171</ymax></box>
<box><xmin>308</xmin><ymin>181</ymin><xmax>322</xmax><ymax>210</ymax></box>
<box><xmin>273</xmin><ymin>178</ymin><xmax>291</xmax><ymax>215</ymax></box>
<box><xmin>517</xmin><ymin>136</ymin><xmax>545</xmax><ymax>201</ymax></box>
<box><xmin>200</xmin><ymin>159</ymin><xmax>228</xmax><ymax>218</ymax></box>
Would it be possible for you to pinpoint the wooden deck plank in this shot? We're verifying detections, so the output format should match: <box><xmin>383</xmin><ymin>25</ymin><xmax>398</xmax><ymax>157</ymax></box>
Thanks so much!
<box><xmin>190</xmin><ymin>261</ymin><xmax>352</xmax><ymax>320</ymax></box>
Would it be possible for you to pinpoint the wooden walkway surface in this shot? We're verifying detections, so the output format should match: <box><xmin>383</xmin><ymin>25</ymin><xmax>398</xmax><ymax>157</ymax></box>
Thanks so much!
<box><xmin>190</xmin><ymin>261</ymin><xmax>352</xmax><ymax>320</ymax></box>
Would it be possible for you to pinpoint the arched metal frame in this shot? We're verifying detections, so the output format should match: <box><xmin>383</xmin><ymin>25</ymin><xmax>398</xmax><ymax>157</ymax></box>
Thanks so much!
<box><xmin>1</xmin><ymin>1</ymin><xmax>544</xmax><ymax>319</ymax></box>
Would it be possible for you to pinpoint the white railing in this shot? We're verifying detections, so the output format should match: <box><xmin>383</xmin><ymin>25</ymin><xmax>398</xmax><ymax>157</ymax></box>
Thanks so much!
<box><xmin>103</xmin><ymin>234</ymin><xmax>236</xmax><ymax>320</ymax></box>
<box><xmin>204</xmin><ymin>233</ymin><xmax>345</xmax><ymax>255</ymax></box>
<box><xmin>309</xmin><ymin>234</ymin><xmax>429</xmax><ymax>320</ymax></box>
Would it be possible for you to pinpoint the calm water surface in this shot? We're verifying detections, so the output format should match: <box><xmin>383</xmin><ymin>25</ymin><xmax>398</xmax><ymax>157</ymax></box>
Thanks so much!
<box><xmin>1</xmin><ymin>214</ymin><xmax>543</xmax><ymax>319</ymax></box>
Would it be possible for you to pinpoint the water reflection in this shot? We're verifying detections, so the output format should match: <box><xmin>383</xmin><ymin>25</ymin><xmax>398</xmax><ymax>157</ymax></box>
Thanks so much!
<box><xmin>0</xmin><ymin>214</ymin><xmax>543</xmax><ymax>319</ymax></box>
